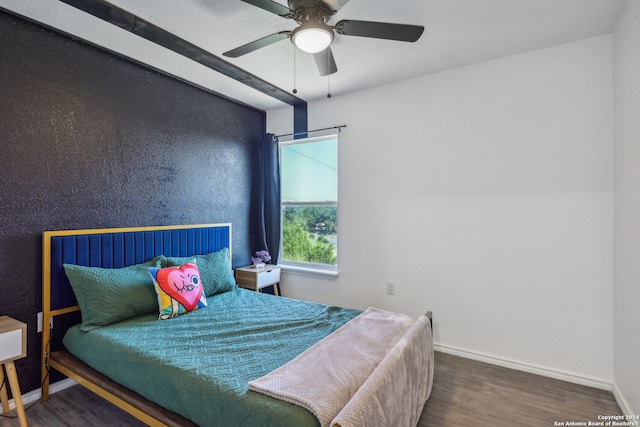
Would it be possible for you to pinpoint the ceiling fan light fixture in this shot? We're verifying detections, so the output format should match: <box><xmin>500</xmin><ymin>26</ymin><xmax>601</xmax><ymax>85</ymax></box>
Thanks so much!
<box><xmin>292</xmin><ymin>23</ymin><xmax>334</xmax><ymax>54</ymax></box>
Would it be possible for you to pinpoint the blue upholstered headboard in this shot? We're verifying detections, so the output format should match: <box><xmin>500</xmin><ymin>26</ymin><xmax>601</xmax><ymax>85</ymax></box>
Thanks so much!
<box><xmin>42</xmin><ymin>223</ymin><xmax>232</xmax><ymax>314</ymax></box>
<box><xmin>40</xmin><ymin>223</ymin><xmax>232</xmax><ymax>397</ymax></box>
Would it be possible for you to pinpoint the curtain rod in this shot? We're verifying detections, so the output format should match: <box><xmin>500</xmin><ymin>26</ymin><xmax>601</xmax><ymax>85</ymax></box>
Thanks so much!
<box><xmin>276</xmin><ymin>125</ymin><xmax>346</xmax><ymax>138</ymax></box>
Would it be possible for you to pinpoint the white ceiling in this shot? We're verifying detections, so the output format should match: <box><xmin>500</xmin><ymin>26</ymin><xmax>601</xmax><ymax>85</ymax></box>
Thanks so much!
<box><xmin>0</xmin><ymin>0</ymin><xmax>628</xmax><ymax>111</ymax></box>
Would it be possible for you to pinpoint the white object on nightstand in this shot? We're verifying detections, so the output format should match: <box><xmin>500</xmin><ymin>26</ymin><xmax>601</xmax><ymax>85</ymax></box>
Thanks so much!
<box><xmin>235</xmin><ymin>265</ymin><xmax>281</xmax><ymax>296</ymax></box>
<box><xmin>0</xmin><ymin>316</ymin><xmax>28</xmax><ymax>427</ymax></box>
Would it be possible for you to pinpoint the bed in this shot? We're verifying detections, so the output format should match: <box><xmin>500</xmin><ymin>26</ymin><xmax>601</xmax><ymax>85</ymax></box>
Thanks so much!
<box><xmin>41</xmin><ymin>224</ymin><xmax>434</xmax><ymax>427</ymax></box>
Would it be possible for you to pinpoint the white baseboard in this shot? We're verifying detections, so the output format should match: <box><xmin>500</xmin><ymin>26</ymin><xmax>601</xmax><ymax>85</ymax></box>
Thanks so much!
<box><xmin>611</xmin><ymin>382</ymin><xmax>633</xmax><ymax>415</ymax></box>
<box><xmin>434</xmin><ymin>342</ymin><xmax>613</xmax><ymax>391</ymax></box>
<box><xmin>6</xmin><ymin>378</ymin><xmax>76</xmax><ymax>411</ymax></box>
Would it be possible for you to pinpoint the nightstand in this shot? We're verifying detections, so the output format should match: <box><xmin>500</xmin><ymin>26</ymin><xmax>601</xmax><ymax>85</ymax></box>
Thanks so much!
<box><xmin>0</xmin><ymin>316</ymin><xmax>27</xmax><ymax>427</ymax></box>
<box><xmin>235</xmin><ymin>265</ymin><xmax>281</xmax><ymax>296</ymax></box>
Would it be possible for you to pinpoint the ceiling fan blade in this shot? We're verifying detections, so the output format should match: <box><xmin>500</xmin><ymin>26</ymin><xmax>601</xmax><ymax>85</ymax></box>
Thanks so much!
<box><xmin>313</xmin><ymin>47</ymin><xmax>338</xmax><ymax>76</ymax></box>
<box><xmin>241</xmin><ymin>0</ymin><xmax>292</xmax><ymax>17</ymax></box>
<box><xmin>318</xmin><ymin>0</ymin><xmax>351</xmax><ymax>13</ymax></box>
<box><xmin>335</xmin><ymin>20</ymin><xmax>424</xmax><ymax>42</ymax></box>
<box><xmin>223</xmin><ymin>32</ymin><xmax>290</xmax><ymax>58</ymax></box>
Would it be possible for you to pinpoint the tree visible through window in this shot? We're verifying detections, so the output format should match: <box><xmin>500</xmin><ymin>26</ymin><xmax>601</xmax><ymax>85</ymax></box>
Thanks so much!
<box><xmin>280</xmin><ymin>135</ymin><xmax>337</xmax><ymax>269</ymax></box>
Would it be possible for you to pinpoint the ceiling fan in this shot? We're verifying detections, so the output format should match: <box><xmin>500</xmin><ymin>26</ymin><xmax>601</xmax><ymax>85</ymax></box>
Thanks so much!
<box><xmin>223</xmin><ymin>0</ymin><xmax>425</xmax><ymax>76</ymax></box>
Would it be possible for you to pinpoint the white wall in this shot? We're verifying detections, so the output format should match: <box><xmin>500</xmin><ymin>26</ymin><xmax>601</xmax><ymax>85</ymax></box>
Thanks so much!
<box><xmin>613</xmin><ymin>0</ymin><xmax>640</xmax><ymax>416</ymax></box>
<box><xmin>268</xmin><ymin>36</ymin><xmax>614</xmax><ymax>386</ymax></box>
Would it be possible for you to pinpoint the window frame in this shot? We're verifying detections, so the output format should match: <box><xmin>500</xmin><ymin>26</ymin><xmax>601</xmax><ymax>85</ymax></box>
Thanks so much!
<box><xmin>278</xmin><ymin>134</ymin><xmax>338</xmax><ymax>275</ymax></box>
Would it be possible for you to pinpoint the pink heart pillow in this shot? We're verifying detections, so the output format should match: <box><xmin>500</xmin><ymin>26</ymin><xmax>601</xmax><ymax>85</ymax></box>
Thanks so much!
<box><xmin>149</xmin><ymin>262</ymin><xmax>207</xmax><ymax>319</ymax></box>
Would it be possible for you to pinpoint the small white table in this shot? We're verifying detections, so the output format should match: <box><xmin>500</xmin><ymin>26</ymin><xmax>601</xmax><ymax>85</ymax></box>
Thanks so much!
<box><xmin>0</xmin><ymin>316</ymin><xmax>27</xmax><ymax>427</ymax></box>
<box><xmin>235</xmin><ymin>265</ymin><xmax>281</xmax><ymax>296</ymax></box>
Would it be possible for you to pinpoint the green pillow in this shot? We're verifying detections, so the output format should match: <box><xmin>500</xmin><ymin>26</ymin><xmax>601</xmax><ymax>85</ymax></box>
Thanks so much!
<box><xmin>63</xmin><ymin>256</ymin><xmax>163</xmax><ymax>331</ymax></box>
<box><xmin>162</xmin><ymin>248</ymin><xmax>236</xmax><ymax>297</ymax></box>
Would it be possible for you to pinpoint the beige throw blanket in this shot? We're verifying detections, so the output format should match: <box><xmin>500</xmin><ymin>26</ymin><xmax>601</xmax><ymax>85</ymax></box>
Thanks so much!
<box><xmin>248</xmin><ymin>307</ymin><xmax>434</xmax><ymax>427</ymax></box>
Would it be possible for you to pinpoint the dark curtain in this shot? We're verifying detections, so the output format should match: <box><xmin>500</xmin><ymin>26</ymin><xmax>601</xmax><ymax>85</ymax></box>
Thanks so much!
<box><xmin>257</xmin><ymin>133</ymin><xmax>281</xmax><ymax>263</ymax></box>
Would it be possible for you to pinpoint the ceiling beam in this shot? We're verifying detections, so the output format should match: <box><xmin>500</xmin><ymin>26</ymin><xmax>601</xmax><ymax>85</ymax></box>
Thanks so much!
<box><xmin>58</xmin><ymin>0</ymin><xmax>307</xmax><ymax>110</ymax></box>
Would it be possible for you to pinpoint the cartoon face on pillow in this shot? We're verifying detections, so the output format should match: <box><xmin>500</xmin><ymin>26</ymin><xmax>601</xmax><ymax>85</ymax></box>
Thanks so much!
<box><xmin>149</xmin><ymin>262</ymin><xmax>208</xmax><ymax>319</ymax></box>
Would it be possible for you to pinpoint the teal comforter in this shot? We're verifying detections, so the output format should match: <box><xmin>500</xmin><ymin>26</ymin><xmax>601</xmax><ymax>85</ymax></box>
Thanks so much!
<box><xmin>63</xmin><ymin>289</ymin><xmax>361</xmax><ymax>427</ymax></box>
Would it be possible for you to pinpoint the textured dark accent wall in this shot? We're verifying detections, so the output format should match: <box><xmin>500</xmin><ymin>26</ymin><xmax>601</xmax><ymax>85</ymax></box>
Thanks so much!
<box><xmin>0</xmin><ymin>11</ymin><xmax>264</xmax><ymax>395</ymax></box>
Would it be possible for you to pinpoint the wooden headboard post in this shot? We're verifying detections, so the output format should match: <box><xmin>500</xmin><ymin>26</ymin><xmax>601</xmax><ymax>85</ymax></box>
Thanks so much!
<box><xmin>41</xmin><ymin>224</ymin><xmax>232</xmax><ymax>401</ymax></box>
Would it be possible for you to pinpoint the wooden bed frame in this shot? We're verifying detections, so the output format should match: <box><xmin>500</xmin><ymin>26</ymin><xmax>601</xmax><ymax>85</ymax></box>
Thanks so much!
<box><xmin>41</xmin><ymin>224</ymin><xmax>232</xmax><ymax>427</ymax></box>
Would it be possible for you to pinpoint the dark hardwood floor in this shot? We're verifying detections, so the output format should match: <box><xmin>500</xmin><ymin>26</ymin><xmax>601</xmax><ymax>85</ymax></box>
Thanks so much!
<box><xmin>418</xmin><ymin>352</ymin><xmax>621</xmax><ymax>427</ymax></box>
<box><xmin>1</xmin><ymin>352</ymin><xmax>621</xmax><ymax>426</ymax></box>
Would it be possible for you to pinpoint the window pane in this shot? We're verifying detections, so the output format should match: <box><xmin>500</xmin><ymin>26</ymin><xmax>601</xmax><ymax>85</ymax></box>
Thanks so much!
<box><xmin>280</xmin><ymin>135</ymin><xmax>338</xmax><ymax>269</ymax></box>
<box><xmin>281</xmin><ymin>138</ymin><xmax>337</xmax><ymax>203</ymax></box>
<box><xmin>282</xmin><ymin>205</ymin><xmax>337</xmax><ymax>266</ymax></box>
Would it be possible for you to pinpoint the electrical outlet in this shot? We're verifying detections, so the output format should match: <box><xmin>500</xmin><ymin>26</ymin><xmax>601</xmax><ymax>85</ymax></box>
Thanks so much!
<box><xmin>37</xmin><ymin>312</ymin><xmax>53</xmax><ymax>333</ymax></box>
<box><xmin>386</xmin><ymin>281</ymin><xmax>395</xmax><ymax>295</ymax></box>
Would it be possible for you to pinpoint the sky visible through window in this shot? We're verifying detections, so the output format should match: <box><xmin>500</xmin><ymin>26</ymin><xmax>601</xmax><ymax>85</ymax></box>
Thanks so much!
<box><xmin>281</xmin><ymin>138</ymin><xmax>337</xmax><ymax>203</ymax></box>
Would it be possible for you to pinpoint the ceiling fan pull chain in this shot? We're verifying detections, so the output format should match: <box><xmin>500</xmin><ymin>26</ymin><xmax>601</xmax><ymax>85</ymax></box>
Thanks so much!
<box><xmin>293</xmin><ymin>45</ymin><xmax>298</xmax><ymax>94</ymax></box>
<box><xmin>327</xmin><ymin>48</ymin><xmax>332</xmax><ymax>98</ymax></box>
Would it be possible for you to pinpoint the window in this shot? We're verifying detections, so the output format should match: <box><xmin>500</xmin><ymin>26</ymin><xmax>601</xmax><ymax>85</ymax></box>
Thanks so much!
<box><xmin>280</xmin><ymin>135</ymin><xmax>338</xmax><ymax>272</ymax></box>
